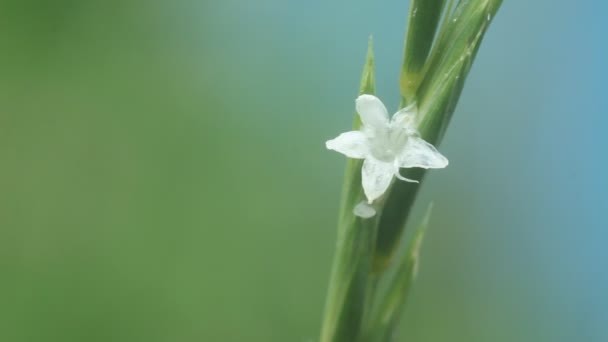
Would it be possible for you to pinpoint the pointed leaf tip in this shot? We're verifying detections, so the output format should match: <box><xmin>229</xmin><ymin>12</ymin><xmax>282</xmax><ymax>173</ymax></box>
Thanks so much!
<box><xmin>360</xmin><ymin>36</ymin><xmax>375</xmax><ymax>95</ymax></box>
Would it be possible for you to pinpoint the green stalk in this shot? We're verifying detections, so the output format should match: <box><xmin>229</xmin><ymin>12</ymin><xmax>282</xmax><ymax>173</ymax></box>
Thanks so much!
<box><xmin>367</xmin><ymin>204</ymin><xmax>433</xmax><ymax>342</ymax></box>
<box><xmin>400</xmin><ymin>0</ymin><xmax>448</xmax><ymax>105</ymax></box>
<box><xmin>319</xmin><ymin>38</ymin><xmax>379</xmax><ymax>342</ymax></box>
<box><xmin>372</xmin><ymin>0</ymin><xmax>502</xmax><ymax>273</ymax></box>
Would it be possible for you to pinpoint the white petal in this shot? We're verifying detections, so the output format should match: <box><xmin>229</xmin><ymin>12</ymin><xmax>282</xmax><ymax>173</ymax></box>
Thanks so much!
<box><xmin>353</xmin><ymin>201</ymin><xmax>376</xmax><ymax>218</ymax></box>
<box><xmin>390</xmin><ymin>103</ymin><xmax>417</xmax><ymax>130</ymax></box>
<box><xmin>398</xmin><ymin>136</ymin><xmax>449</xmax><ymax>169</ymax></box>
<box><xmin>326</xmin><ymin>131</ymin><xmax>369</xmax><ymax>159</ymax></box>
<box><xmin>362</xmin><ymin>157</ymin><xmax>394</xmax><ymax>204</ymax></box>
<box><xmin>355</xmin><ymin>95</ymin><xmax>389</xmax><ymax>129</ymax></box>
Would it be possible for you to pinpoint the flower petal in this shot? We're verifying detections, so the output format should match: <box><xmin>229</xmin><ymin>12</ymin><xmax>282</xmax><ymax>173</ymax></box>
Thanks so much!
<box><xmin>398</xmin><ymin>136</ymin><xmax>449</xmax><ymax>169</ymax></box>
<box><xmin>390</xmin><ymin>103</ymin><xmax>417</xmax><ymax>130</ymax></box>
<box><xmin>362</xmin><ymin>157</ymin><xmax>394</xmax><ymax>203</ymax></box>
<box><xmin>355</xmin><ymin>94</ymin><xmax>389</xmax><ymax>129</ymax></box>
<box><xmin>325</xmin><ymin>131</ymin><xmax>369</xmax><ymax>159</ymax></box>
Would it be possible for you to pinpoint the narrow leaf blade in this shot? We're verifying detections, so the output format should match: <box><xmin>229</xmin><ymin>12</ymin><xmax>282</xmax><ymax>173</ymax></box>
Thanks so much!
<box><xmin>320</xmin><ymin>37</ymin><xmax>380</xmax><ymax>342</ymax></box>
<box><xmin>368</xmin><ymin>204</ymin><xmax>434</xmax><ymax>342</ymax></box>
<box><xmin>400</xmin><ymin>0</ymin><xmax>447</xmax><ymax>105</ymax></box>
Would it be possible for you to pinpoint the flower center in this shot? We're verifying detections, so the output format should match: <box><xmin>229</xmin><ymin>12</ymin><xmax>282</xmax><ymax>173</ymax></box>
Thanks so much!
<box><xmin>368</xmin><ymin>127</ymin><xmax>409</xmax><ymax>162</ymax></box>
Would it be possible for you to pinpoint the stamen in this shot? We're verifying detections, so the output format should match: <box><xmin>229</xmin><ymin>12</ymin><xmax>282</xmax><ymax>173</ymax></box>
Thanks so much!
<box><xmin>395</xmin><ymin>170</ymin><xmax>419</xmax><ymax>183</ymax></box>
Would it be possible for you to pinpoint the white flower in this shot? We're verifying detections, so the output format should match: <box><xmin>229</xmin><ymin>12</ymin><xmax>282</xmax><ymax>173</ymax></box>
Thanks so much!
<box><xmin>326</xmin><ymin>94</ymin><xmax>448</xmax><ymax>206</ymax></box>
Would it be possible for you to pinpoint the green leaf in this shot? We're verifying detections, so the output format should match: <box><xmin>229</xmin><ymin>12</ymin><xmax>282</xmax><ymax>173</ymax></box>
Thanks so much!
<box><xmin>366</xmin><ymin>204</ymin><xmax>434</xmax><ymax>342</ymax></box>
<box><xmin>400</xmin><ymin>0</ymin><xmax>448</xmax><ymax>105</ymax></box>
<box><xmin>319</xmin><ymin>37</ymin><xmax>379</xmax><ymax>342</ymax></box>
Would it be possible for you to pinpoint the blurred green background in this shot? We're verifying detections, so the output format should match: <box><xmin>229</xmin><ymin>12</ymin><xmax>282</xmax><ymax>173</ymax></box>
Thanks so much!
<box><xmin>1</xmin><ymin>0</ymin><xmax>606</xmax><ymax>341</ymax></box>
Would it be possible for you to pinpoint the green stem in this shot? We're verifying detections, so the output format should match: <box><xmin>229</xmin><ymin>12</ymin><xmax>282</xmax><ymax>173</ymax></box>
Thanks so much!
<box><xmin>319</xmin><ymin>37</ymin><xmax>378</xmax><ymax>342</ymax></box>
